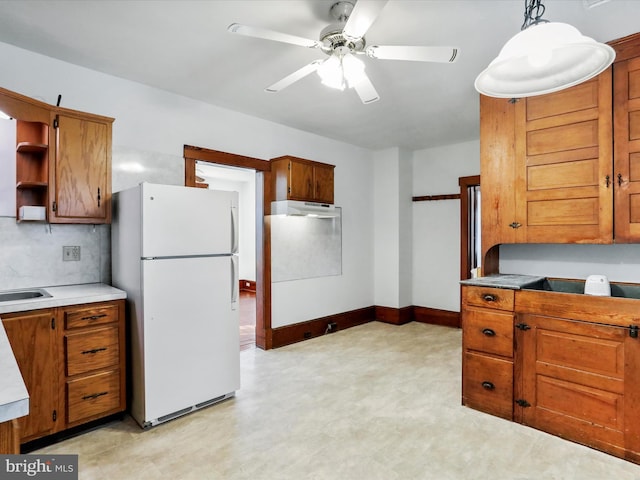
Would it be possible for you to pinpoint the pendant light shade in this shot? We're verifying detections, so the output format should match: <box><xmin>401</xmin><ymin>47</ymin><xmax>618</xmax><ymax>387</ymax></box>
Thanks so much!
<box><xmin>475</xmin><ymin>2</ymin><xmax>615</xmax><ymax>98</ymax></box>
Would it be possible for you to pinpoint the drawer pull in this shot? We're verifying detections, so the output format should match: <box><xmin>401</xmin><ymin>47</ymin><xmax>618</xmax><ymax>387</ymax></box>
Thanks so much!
<box><xmin>81</xmin><ymin>347</ymin><xmax>108</xmax><ymax>355</ymax></box>
<box><xmin>82</xmin><ymin>314</ymin><xmax>108</xmax><ymax>321</ymax></box>
<box><xmin>82</xmin><ymin>391</ymin><xmax>108</xmax><ymax>401</ymax></box>
<box><xmin>481</xmin><ymin>381</ymin><xmax>495</xmax><ymax>390</ymax></box>
<box><xmin>482</xmin><ymin>328</ymin><xmax>496</xmax><ymax>337</ymax></box>
<box><xmin>482</xmin><ymin>294</ymin><xmax>496</xmax><ymax>302</ymax></box>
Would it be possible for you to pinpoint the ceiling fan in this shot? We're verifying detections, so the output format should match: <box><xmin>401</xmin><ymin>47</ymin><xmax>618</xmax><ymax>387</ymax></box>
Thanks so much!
<box><xmin>227</xmin><ymin>0</ymin><xmax>459</xmax><ymax>104</ymax></box>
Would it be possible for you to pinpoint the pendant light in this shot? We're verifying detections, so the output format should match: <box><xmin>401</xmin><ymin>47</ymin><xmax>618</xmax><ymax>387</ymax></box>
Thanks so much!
<box><xmin>474</xmin><ymin>0</ymin><xmax>615</xmax><ymax>98</ymax></box>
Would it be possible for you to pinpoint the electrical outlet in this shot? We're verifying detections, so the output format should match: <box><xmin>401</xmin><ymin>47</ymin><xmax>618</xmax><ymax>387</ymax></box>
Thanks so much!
<box><xmin>63</xmin><ymin>246</ymin><xmax>81</xmax><ymax>261</ymax></box>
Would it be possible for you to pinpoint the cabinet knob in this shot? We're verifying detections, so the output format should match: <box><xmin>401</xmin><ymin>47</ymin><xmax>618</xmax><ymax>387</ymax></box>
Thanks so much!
<box><xmin>482</xmin><ymin>328</ymin><xmax>496</xmax><ymax>337</ymax></box>
<box><xmin>481</xmin><ymin>381</ymin><xmax>495</xmax><ymax>390</ymax></box>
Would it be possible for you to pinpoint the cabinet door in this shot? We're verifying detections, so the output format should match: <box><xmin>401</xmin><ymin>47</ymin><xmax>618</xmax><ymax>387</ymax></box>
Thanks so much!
<box><xmin>480</xmin><ymin>95</ymin><xmax>519</xmax><ymax>260</ymax></box>
<box><xmin>516</xmin><ymin>314</ymin><xmax>640</xmax><ymax>458</ymax></box>
<box><xmin>313</xmin><ymin>164</ymin><xmax>334</xmax><ymax>204</ymax></box>
<box><xmin>614</xmin><ymin>56</ymin><xmax>640</xmax><ymax>242</ymax></box>
<box><xmin>288</xmin><ymin>160</ymin><xmax>314</xmax><ymax>200</ymax></box>
<box><xmin>2</xmin><ymin>311</ymin><xmax>58</xmax><ymax>441</ymax></box>
<box><xmin>515</xmin><ymin>73</ymin><xmax>613</xmax><ymax>243</ymax></box>
<box><xmin>51</xmin><ymin>113</ymin><xmax>110</xmax><ymax>223</ymax></box>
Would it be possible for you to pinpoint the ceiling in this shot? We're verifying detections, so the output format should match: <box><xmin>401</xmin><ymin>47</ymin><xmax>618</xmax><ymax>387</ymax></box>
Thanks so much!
<box><xmin>0</xmin><ymin>0</ymin><xmax>638</xmax><ymax>151</ymax></box>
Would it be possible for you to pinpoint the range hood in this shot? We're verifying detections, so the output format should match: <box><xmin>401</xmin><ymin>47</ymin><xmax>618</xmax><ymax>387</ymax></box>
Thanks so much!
<box><xmin>271</xmin><ymin>200</ymin><xmax>340</xmax><ymax>218</ymax></box>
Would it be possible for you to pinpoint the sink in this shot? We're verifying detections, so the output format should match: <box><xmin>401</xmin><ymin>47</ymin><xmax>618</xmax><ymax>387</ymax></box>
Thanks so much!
<box><xmin>525</xmin><ymin>278</ymin><xmax>640</xmax><ymax>300</ymax></box>
<box><xmin>0</xmin><ymin>288</ymin><xmax>51</xmax><ymax>302</ymax></box>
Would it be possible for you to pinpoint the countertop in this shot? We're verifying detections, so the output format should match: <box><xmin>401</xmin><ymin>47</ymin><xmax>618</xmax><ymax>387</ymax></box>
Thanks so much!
<box><xmin>460</xmin><ymin>274</ymin><xmax>546</xmax><ymax>290</ymax></box>
<box><xmin>0</xmin><ymin>320</ymin><xmax>28</xmax><ymax>423</ymax></box>
<box><xmin>0</xmin><ymin>283</ymin><xmax>126</xmax><ymax>315</ymax></box>
<box><xmin>0</xmin><ymin>283</ymin><xmax>126</xmax><ymax>423</ymax></box>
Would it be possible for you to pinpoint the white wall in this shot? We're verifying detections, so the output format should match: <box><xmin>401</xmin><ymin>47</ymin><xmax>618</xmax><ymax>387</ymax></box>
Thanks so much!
<box><xmin>0</xmin><ymin>41</ymin><xmax>374</xmax><ymax>327</ymax></box>
<box><xmin>412</xmin><ymin>140</ymin><xmax>480</xmax><ymax>312</ymax></box>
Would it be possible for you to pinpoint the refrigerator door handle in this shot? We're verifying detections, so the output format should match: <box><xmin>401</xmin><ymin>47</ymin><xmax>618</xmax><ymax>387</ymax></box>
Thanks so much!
<box><xmin>231</xmin><ymin>256</ymin><xmax>239</xmax><ymax>311</ymax></box>
<box><xmin>231</xmin><ymin>205</ymin><xmax>239</xmax><ymax>254</ymax></box>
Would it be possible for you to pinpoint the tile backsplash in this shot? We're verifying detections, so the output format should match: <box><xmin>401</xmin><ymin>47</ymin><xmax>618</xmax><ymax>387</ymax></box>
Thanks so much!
<box><xmin>0</xmin><ymin>217</ymin><xmax>110</xmax><ymax>290</ymax></box>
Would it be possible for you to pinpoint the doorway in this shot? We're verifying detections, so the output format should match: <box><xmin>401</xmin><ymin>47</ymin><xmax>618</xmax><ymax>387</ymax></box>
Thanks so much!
<box><xmin>184</xmin><ymin>145</ymin><xmax>273</xmax><ymax>350</ymax></box>
<box><xmin>196</xmin><ymin>161</ymin><xmax>257</xmax><ymax>350</ymax></box>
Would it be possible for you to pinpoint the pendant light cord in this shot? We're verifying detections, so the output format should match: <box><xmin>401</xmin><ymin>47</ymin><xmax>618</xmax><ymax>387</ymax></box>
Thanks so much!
<box><xmin>521</xmin><ymin>0</ymin><xmax>548</xmax><ymax>30</ymax></box>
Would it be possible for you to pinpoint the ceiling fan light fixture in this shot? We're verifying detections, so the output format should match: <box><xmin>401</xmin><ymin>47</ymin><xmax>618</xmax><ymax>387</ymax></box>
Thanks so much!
<box><xmin>317</xmin><ymin>52</ymin><xmax>366</xmax><ymax>91</ymax></box>
<box><xmin>474</xmin><ymin>1</ymin><xmax>615</xmax><ymax>98</ymax></box>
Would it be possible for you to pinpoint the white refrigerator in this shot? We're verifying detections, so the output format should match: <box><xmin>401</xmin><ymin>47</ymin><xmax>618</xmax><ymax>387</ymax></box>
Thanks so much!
<box><xmin>111</xmin><ymin>182</ymin><xmax>240</xmax><ymax>428</ymax></box>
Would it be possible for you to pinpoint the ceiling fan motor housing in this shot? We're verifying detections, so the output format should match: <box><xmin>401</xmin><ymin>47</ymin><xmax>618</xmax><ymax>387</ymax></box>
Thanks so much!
<box><xmin>320</xmin><ymin>1</ymin><xmax>365</xmax><ymax>55</ymax></box>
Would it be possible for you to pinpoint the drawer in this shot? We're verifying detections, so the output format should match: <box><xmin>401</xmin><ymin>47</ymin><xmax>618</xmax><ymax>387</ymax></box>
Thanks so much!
<box><xmin>462</xmin><ymin>286</ymin><xmax>514</xmax><ymax>311</ymax></box>
<box><xmin>66</xmin><ymin>370</ymin><xmax>121</xmax><ymax>425</ymax></box>
<box><xmin>65</xmin><ymin>303</ymin><xmax>118</xmax><ymax>330</ymax></box>
<box><xmin>463</xmin><ymin>307</ymin><xmax>514</xmax><ymax>358</ymax></box>
<box><xmin>463</xmin><ymin>351</ymin><xmax>513</xmax><ymax>420</ymax></box>
<box><xmin>65</xmin><ymin>326</ymin><xmax>119</xmax><ymax>376</ymax></box>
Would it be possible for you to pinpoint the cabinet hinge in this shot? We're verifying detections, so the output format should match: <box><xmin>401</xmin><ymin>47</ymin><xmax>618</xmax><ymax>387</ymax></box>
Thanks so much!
<box><xmin>515</xmin><ymin>399</ymin><xmax>531</xmax><ymax>408</ymax></box>
<box><xmin>52</xmin><ymin>201</ymin><xmax>57</xmax><ymax>212</ymax></box>
<box><xmin>52</xmin><ymin>410</ymin><xmax>57</xmax><ymax>421</ymax></box>
<box><xmin>53</xmin><ymin>115</ymin><xmax>59</xmax><ymax>129</ymax></box>
<box><xmin>287</xmin><ymin>187</ymin><xmax>291</xmax><ymax>194</ymax></box>
<box><xmin>51</xmin><ymin>317</ymin><xmax>55</xmax><ymax>330</ymax></box>
<box><xmin>288</xmin><ymin>162</ymin><xmax>291</xmax><ymax>170</ymax></box>
<box><xmin>516</xmin><ymin>323</ymin><xmax>531</xmax><ymax>331</ymax></box>
<box><xmin>630</xmin><ymin>325</ymin><xmax>638</xmax><ymax>338</ymax></box>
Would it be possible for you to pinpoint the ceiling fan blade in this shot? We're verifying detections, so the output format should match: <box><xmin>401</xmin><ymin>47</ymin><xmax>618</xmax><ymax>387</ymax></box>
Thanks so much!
<box><xmin>265</xmin><ymin>61</ymin><xmax>323</xmax><ymax>93</ymax></box>
<box><xmin>366</xmin><ymin>45</ymin><xmax>459</xmax><ymax>63</ymax></box>
<box><xmin>352</xmin><ymin>73</ymin><xmax>380</xmax><ymax>104</ymax></box>
<box><xmin>228</xmin><ymin>23</ymin><xmax>321</xmax><ymax>49</ymax></box>
<box><xmin>342</xmin><ymin>0</ymin><xmax>389</xmax><ymax>41</ymax></box>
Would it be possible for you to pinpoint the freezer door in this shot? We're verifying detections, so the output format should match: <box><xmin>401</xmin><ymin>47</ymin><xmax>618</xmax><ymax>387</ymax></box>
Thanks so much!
<box><xmin>141</xmin><ymin>183</ymin><xmax>238</xmax><ymax>257</ymax></box>
<box><xmin>142</xmin><ymin>256</ymin><xmax>240</xmax><ymax>422</ymax></box>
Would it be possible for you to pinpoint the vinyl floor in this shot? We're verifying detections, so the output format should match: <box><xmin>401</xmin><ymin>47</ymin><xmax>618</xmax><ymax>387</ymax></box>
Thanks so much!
<box><xmin>35</xmin><ymin>322</ymin><xmax>640</xmax><ymax>479</ymax></box>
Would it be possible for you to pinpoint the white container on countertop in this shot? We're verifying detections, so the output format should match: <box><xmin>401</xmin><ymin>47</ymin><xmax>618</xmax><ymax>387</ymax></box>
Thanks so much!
<box><xmin>584</xmin><ymin>275</ymin><xmax>611</xmax><ymax>296</ymax></box>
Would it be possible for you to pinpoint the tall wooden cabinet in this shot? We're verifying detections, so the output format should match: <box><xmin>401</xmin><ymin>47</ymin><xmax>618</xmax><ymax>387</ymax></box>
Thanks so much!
<box><xmin>0</xmin><ymin>87</ymin><xmax>113</xmax><ymax>224</ymax></box>
<box><xmin>613</xmin><ymin>34</ymin><xmax>640</xmax><ymax>242</ymax></box>
<box><xmin>271</xmin><ymin>155</ymin><xmax>335</xmax><ymax>204</ymax></box>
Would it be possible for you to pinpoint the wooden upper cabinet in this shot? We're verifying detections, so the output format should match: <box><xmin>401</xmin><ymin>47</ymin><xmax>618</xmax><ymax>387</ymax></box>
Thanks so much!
<box><xmin>480</xmin><ymin>70</ymin><xmax>614</xmax><ymax>258</ymax></box>
<box><xmin>613</xmin><ymin>34</ymin><xmax>640</xmax><ymax>242</ymax></box>
<box><xmin>270</xmin><ymin>155</ymin><xmax>335</xmax><ymax>204</ymax></box>
<box><xmin>50</xmin><ymin>110</ymin><xmax>113</xmax><ymax>224</ymax></box>
<box><xmin>0</xmin><ymin>87</ymin><xmax>113</xmax><ymax>224</ymax></box>
<box><xmin>515</xmin><ymin>73</ymin><xmax>613</xmax><ymax>244</ymax></box>
<box><xmin>480</xmin><ymin>95</ymin><xmax>518</xmax><ymax>262</ymax></box>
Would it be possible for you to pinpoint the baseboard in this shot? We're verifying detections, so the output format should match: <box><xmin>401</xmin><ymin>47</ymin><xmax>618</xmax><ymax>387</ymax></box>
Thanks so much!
<box><xmin>414</xmin><ymin>306</ymin><xmax>460</xmax><ymax>328</ymax></box>
<box><xmin>239</xmin><ymin>279</ymin><xmax>256</xmax><ymax>292</ymax></box>
<box><xmin>271</xmin><ymin>306</ymin><xmax>376</xmax><ymax>349</ymax></box>
<box><xmin>375</xmin><ymin>305</ymin><xmax>413</xmax><ymax>325</ymax></box>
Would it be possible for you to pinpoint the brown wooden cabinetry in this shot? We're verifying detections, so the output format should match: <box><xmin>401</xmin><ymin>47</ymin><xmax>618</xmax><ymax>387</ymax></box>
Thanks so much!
<box><xmin>480</xmin><ymin>72</ymin><xmax>612</xmax><ymax>260</ymax></box>
<box><xmin>1</xmin><ymin>310</ymin><xmax>58</xmax><ymax>442</ymax></box>
<box><xmin>461</xmin><ymin>284</ymin><xmax>640</xmax><ymax>464</ymax></box>
<box><xmin>271</xmin><ymin>155</ymin><xmax>335</xmax><ymax>204</ymax></box>
<box><xmin>613</xmin><ymin>35</ymin><xmax>640</xmax><ymax>242</ymax></box>
<box><xmin>50</xmin><ymin>111</ymin><xmax>112</xmax><ymax>223</ymax></box>
<box><xmin>461</xmin><ymin>286</ymin><xmax>514</xmax><ymax>420</ymax></box>
<box><xmin>480</xmin><ymin>33</ymin><xmax>640</xmax><ymax>265</ymax></box>
<box><xmin>0</xmin><ymin>299</ymin><xmax>125</xmax><ymax>445</ymax></box>
<box><xmin>0</xmin><ymin>86</ymin><xmax>113</xmax><ymax>224</ymax></box>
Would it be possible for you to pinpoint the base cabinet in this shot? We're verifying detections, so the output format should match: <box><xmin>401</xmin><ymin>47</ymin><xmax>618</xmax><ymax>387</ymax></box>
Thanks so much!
<box><xmin>1</xmin><ymin>299</ymin><xmax>125</xmax><ymax>445</ymax></box>
<box><xmin>462</xmin><ymin>285</ymin><xmax>640</xmax><ymax>464</ymax></box>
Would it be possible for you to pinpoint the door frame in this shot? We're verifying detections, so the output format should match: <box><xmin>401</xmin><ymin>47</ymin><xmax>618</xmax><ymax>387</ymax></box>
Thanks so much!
<box><xmin>459</xmin><ymin>175</ymin><xmax>480</xmax><ymax>281</ymax></box>
<box><xmin>183</xmin><ymin>145</ymin><xmax>273</xmax><ymax>349</ymax></box>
